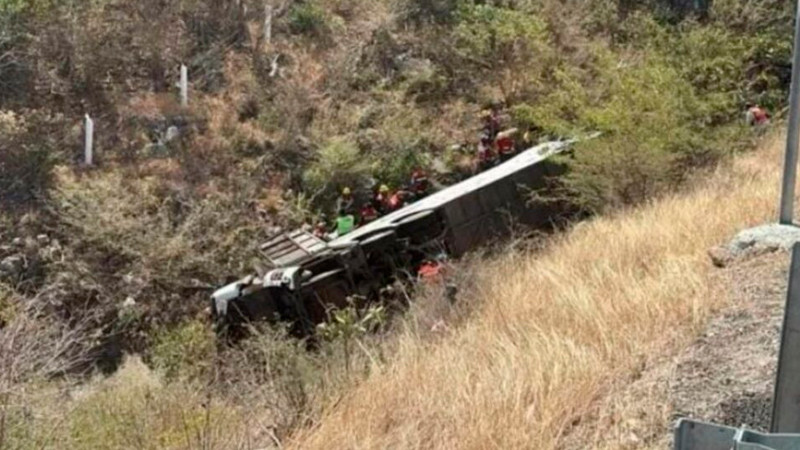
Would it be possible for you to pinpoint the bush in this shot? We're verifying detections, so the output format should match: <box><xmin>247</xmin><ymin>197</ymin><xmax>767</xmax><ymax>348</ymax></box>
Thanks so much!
<box><xmin>61</xmin><ymin>358</ymin><xmax>249</xmax><ymax>450</ymax></box>
<box><xmin>397</xmin><ymin>0</ymin><xmax>461</xmax><ymax>26</ymax></box>
<box><xmin>0</xmin><ymin>111</ymin><xmax>57</xmax><ymax>207</ymax></box>
<box><xmin>149</xmin><ymin>321</ymin><xmax>215</xmax><ymax>381</ymax></box>
<box><xmin>0</xmin><ymin>7</ymin><xmax>32</xmax><ymax>104</ymax></box>
<box><xmin>303</xmin><ymin>137</ymin><xmax>372</xmax><ymax>201</ymax></box>
<box><xmin>288</xmin><ymin>2</ymin><xmax>329</xmax><ymax>37</ymax></box>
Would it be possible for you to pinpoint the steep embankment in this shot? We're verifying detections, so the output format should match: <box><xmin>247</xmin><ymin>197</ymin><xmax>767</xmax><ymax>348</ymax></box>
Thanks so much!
<box><xmin>290</xmin><ymin>133</ymin><xmax>785</xmax><ymax>449</ymax></box>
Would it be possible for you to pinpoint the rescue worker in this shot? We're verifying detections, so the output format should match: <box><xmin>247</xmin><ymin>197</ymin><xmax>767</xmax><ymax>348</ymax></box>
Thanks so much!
<box><xmin>410</xmin><ymin>168</ymin><xmax>430</xmax><ymax>199</ymax></box>
<box><xmin>374</xmin><ymin>184</ymin><xmax>392</xmax><ymax>215</ymax></box>
<box><xmin>387</xmin><ymin>188</ymin><xmax>410</xmax><ymax>212</ymax></box>
<box><xmin>417</xmin><ymin>253</ymin><xmax>454</xmax><ymax>300</ymax></box>
<box><xmin>481</xmin><ymin>108</ymin><xmax>501</xmax><ymax>140</ymax></box>
<box><xmin>359</xmin><ymin>202</ymin><xmax>379</xmax><ymax>225</ymax></box>
<box><xmin>313</xmin><ymin>218</ymin><xmax>329</xmax><ymax>240</ymax></box>
<box><xmin>335</xmin><ymin>208</ymin><xmax>356</xmax><ymax>237</ymax></box>
<box><xmin>477</xmin><ymin>131</ymin><xmax>496</xmax><ymax>172</ymax></box>
<box><xmin>417</xmin><ymin>259</ymin><xmax>443</xmax><ymax>282</ymax></box>
<box><xmin>336</xmin><ymin>187</ymin><xmax>356</xmax><ymax>215</ymax></box>
<box><xmin>745</xmin><ymin>102</ymin><xmax>770</xmax><ymax>127</ymax></box>
<box><xmin>496</xmin><ymin>130</ymin><xmax>516</xmax><ymax>162</ymax></box>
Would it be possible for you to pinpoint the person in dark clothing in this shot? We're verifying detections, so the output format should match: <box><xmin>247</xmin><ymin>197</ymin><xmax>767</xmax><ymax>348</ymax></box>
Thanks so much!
<box><xmin>410</xmin><ymin>169</ymin><xmax>430</xmax><ymax>199</ymax></box>
<box><xmin>336</xmin><ymin>187</ymin><xmax>355</xmax><ymax>215</ymax></box>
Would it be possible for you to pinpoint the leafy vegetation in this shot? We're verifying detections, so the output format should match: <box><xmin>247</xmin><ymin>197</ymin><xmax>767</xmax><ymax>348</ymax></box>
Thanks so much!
<box><xmin>0</xmin><ymin>0</ymin><xmax>796</xmax><ymax>448</ymax></box>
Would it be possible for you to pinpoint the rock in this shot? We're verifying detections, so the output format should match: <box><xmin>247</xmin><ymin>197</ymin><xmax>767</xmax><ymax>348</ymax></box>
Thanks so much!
<box><xmin>715</xmin><ymin>224</ymin><xmax>800</xmax><ymax>266</ymax></box>
<box><xmin>11</xmin><ymin>237</ymin><xmax>22</xmax><ymax>247</ymax></box>
<box><xmin>164</xmin><ymin>125</ymin><xmax>180</xmax><ymax>143</ymax></box>
<box><xmin>0</xmin><ymin>255</ymin><xmax>24</xmax><ymax>277</ymax></box>
<box><xmin>23</xmin><ymin>237</ymin><xmax>37</xmax><ymax>250</ymax></box>
<box><xmin>36</xmin><ymin>234</ymin><xmax>49</xmax><ymax>245</ymax></box>
<box><xmin>709</xmin><ymin>246</ymin><xmax>734</xmax><ymax>268</ymax></box>
<box><xmin>727</xmin><ymin>224</ymin><xmax>800</xmax><ymax>256</ymax></box>
<box><xmin>122</xmin><ymin>297</ymin><xmax>137</xmax><ymax>308</ymax></box>
<box><xmin>624</xmin><ymin>432</ymin><xmax>642</xmax><ymax>446</ymax></box>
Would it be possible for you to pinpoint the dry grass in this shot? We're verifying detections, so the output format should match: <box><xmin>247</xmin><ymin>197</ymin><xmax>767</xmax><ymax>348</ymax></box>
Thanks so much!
<box><xmin>289</xmin><ymin>133</ymin><xmax>785</xmax><ymax>449</ymax></box>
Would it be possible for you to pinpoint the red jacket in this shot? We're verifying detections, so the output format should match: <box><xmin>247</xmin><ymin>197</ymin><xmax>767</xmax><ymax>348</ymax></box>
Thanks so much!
<box><xmin>360</xmin><ymin>206</ymin><xmax>378</xmax><ymax>224</ymax></box>
<box><xmin>418</xmin><ymin>261</ymin><xmax>444</xmax><ymax>282</ymax></box>
<box><xmin>497</xmin><ymin>136</ymin><xmax>514</xmax><ymax>155</ymax></box>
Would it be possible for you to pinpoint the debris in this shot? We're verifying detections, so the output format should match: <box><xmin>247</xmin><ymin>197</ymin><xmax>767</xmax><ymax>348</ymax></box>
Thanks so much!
<box><xmin>122</xmin><ymin>297</ymin><xmax>137</xmax><ymax>308</ymax></box>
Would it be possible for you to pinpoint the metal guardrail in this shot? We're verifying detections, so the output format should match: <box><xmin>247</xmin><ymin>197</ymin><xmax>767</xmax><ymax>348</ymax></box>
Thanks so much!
<box><xmin>674</xmin><ymin>419</ymin><xmax>800</xmax><ymax>450</ymax></box>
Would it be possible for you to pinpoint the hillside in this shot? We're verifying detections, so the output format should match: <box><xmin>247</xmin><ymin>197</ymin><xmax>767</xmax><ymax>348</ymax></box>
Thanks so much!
<box><xmin>287</xmin><ymin>133</ymin><xmax>784</xmax><ymax>449</ymax></box>
<box><xmin>0</xmin><ymin>130</ymin><xmax>785</xmax><ymax>449</ymax></box>
<box><xmin>0</xmin><ymin>0</ymin><xmax>796</xmax><ymax>448</ymax></box>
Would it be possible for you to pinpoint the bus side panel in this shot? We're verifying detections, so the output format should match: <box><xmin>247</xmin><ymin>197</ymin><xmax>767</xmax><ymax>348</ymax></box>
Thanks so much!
<box><xmin>442</xmin><ymin>160</ymin><xmax>563</xmax><ymax>255</ymax></box>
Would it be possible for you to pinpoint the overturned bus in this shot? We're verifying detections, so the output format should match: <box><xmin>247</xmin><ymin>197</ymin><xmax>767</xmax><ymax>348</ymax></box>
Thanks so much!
<box><xmin>210</xmin><ymin>138</ymin><xmax>581</xmax><ymax>337</ymax></box>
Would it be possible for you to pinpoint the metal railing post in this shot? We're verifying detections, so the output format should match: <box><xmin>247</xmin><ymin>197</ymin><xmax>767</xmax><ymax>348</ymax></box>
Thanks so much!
<box><xmin>778</xmin><ymin>0</ymin><xmax>800</xmax><ymax>225</ymax></box>
<box><xmin>772</xmin><ymin>243</ymin><xmax>800</xmax><ymax>432</ymax></box>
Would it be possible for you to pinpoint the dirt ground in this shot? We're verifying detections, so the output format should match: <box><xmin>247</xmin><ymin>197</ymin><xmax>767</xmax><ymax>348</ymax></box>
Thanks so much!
<box><xmin>664</xmin><ymin>250</ymin><xmax>788</xmax><ymax>433</ymax></box>
<box><xmin>642</xmin><ymin>249</ymin><xmax>788</xmax><ymax>448</ymax></box>
<box><xmin>562</xmin><ymin>250</ymin><xmax>792</xmax><ymax>449</ymax></box>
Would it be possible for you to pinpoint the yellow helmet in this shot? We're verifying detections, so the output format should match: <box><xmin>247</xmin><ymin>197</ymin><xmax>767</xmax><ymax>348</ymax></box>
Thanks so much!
<box><xmin>379</xmin><ymin>184</ymin><xmax>389</xmax><ymax>194</ymax></box>
<box><xmin>342</xmin><ymin>187</ymin><xmax>352</xmax><ymax>196</ymax></box>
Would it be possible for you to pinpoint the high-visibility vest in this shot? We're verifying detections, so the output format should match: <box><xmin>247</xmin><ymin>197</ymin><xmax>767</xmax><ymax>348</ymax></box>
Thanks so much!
<box><xmin>336</xmin><ymin>215</ymin><xmax>355</xmax><ymax>235</ymax></box>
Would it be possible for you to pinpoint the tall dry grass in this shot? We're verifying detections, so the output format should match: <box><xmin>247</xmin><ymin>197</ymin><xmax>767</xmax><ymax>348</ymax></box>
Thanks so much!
<box><xmin>289</xmin><ymin>133</ymin><xmax>785</xmax><ymax>449</ymax></box>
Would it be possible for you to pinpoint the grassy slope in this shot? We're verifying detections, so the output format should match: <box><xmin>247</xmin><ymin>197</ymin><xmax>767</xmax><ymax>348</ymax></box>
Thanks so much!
<box><xmin>290</xmin><ymin>133</ymin><xmax>784</xmax><ymax>449</ymax></box>
<box><xmin>2</xmin><ymin>134</ymin><xmax>783</xmax><ymax>450</ymax></box>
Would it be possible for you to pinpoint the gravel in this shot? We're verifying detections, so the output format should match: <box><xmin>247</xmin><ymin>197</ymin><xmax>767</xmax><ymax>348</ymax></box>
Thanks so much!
<box><xmin>667</xmin><ymin>251</ymin><xmax>787</xmax><ymax>432</ymax></box>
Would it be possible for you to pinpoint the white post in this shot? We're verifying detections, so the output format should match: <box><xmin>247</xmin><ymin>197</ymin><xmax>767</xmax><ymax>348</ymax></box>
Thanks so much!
<box><xmin>180</xmin><ymin>64</ymin><xmax>188</xmax><ymax>108</ymax></box>
<box><xmin>264</xmin><ymin>4</ymin><xmax>273</xmax><ymax>45</ymax></box>
<box><xmin>84</xmin><ymin>114</ymin><xmax>94</xmax><ymax>166</ymax></box>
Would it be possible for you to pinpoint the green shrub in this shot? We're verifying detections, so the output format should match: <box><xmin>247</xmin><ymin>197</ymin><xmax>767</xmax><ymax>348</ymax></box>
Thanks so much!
<box><xmin>288</xmin><ymin>3</ymin><xmax>329</xmax><ymax>37</ymax></box>
<box><xmin>0</xmin><ymin>111</ymin><xmax>56</xmax><ymax>206</ymax></box>
<box><xmin>149</xmin><ymin>320</ymin><xmax>215</xmax><ymax>381</ymax></box>
<box><xmin>0</xmin><ymin>283</ymin><xmax>15</xmax><ymax>326</ymax></box>
<box><xmin>453</xmin><ymin>4</ymin><xmax>549</xmax><ymax>62</ymax></box>
<box><xmin>303</xmin><ymin>137</ymin><xmax>373</xmax><ymax>199</ymax></box>
<box><xmin>397</xmin><ymin>0</ymin><xmax>461</xmax><ymax>25</ymax></box>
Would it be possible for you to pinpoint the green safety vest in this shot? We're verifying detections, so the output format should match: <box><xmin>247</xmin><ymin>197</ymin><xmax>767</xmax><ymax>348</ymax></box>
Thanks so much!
<box><xmin>336</xmin><ymin>215</ymin><xmax>355</xmax><ymax>235</ymax></box>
